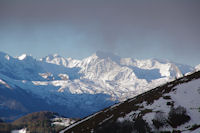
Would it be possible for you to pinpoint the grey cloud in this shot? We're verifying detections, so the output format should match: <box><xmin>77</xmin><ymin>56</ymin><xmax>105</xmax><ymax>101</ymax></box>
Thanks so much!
<box><xmin>0</xmin><ymin>0</ymin><xmax>200</xmax><ymax>65</ymax></box>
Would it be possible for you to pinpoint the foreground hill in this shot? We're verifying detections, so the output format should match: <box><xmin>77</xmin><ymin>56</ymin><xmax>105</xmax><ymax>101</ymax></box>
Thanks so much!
<box><xmin>0</xmin><ymin>111</ymin><xmax>76</xmax><ymax>133</ymax></box>
<box><xmin>60</xmin><ymin>71</ymin><xmax>200</xmax><ymax>133</ymax></box>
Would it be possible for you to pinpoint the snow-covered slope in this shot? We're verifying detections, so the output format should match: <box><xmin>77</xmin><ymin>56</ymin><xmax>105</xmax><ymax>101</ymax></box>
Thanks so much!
<box><xmin>195</xmin><ymin>64</ymin><xmax>200</xmax><ymax>71</ymax></box>
<box><xmin>0</xmin><ymin>73</ymin><xmax>114</xmax><ymax>121</ymax></box>
<box><xmin>60</xmin><ymin>70</ymin><xmax>200</xmax><ymax>133</ymax></box>
<box><xmin>0</xmin><ymin>51</ymin><xmax>194</xmax><ymax>121</ymax></box>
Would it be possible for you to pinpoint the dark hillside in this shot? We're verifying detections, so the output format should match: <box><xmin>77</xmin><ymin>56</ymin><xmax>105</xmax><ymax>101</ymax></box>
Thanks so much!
<box><xmin>0</xmin><ymin>111</ymin><xmax>68</xmax><ymax>133</ymax></box>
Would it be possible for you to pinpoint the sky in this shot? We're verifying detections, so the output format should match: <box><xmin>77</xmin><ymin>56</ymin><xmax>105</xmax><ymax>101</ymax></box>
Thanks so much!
<box><xmin>0</xmin><ymin>0</ymin><xmax>200</xmax><ymax>66</ymax></box>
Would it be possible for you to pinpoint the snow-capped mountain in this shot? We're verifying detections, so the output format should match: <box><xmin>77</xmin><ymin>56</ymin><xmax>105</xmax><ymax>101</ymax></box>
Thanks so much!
<box><xmin>0</xmin><ymin>51</ymin><xmax>194</xmax><ymax>121</ymax></box>
<box><xmin>40</xmin><ymin>51</ymin><xmax>193</xmax><ymax>100</ymax></box>
<box><xmin>60</xmin><ymin>70</ymin><xmax>200</xmax><ymax>133</ymax></box>
<box><xmin>195</xmin><ymin>64</ymin><xmax>200</xmax><ymax>71</ymax></box>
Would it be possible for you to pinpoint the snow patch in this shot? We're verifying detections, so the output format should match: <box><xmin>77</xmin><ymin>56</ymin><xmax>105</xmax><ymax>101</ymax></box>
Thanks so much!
<box><xmin>11</xmin><ymin>128</ymin><xmax>27</xmax><ymax>133</ymax></box>
<box><xmin>51</xmin><ymin>117</ymin><xmax>75</xmax><ymax>127</ymax></box>
<box><xmin>18</xmin><ymin>54</ymin><xmax>27</xmax><ymax>60</ymax></box>
<box><xmin>195</xmin><ymin>64</ymin><xmax>200</xmax><ymax>71</ymax></box>
<box><xmin>5</xmin><ymin>55</ymin><xmax>10</xmax><ymax>60</ymax></box>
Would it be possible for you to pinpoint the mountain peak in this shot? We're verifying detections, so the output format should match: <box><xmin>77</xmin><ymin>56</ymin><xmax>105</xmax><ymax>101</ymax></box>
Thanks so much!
<box><xmin>18</xmin><ymin>54</ymin><xmax>27</xmax><ymax>60</ymax></box>
<box><xmin>52</xmin><ymin>53</ymin><xmax>60</xmax><ymax>58</ymax></box>
<box><xmin>91</xmin><ymin>51</ymin><xmax>121</xmax><ymax>62</ymax></box>
<box><xmin>95</xmin><ymin>51</ymin><xmax>119</xmax><ymax>58</ymax></box>
<box><xmin>151</xmin><ymin>58</ymin><xmax>170</xmax><ymax>64</ymax></box>
<box><xmin>18</xmin><ymin>54</ymin><xmax>34</xmax><ymax>61</ymax></box>
<box><xmin>0</xmin><ymin>51</ymin><xmax>11</xmax><ymax>61</ymax></box>
<box><xmin>41</xmin><ymin>54</ymin><xmax>62</xmax><ymax>62</ymax></box>
<box><xmin>0</xmin><ymin>51</ymin><xmax>7</xmax><ymax>56</ymax></box>
<box><xmin>46</xmin><ymin>53</ymin><xmax>62</xmax><ymax>59</ymax></box>
<box><xmin>195</xmin><ymin>64</ymin><xmax>200</xmax><ymax>71</ymax></box>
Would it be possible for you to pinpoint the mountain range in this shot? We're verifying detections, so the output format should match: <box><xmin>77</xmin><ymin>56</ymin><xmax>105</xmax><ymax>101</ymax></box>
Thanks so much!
<box><xmin>0</xmin><ymin>51</ymin><xmax>197</xmax><ymax>122</ymax></box>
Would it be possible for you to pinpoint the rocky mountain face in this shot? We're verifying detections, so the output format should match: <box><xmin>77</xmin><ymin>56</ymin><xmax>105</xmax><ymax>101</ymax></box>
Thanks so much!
<box><xmin>0</xmin><ymin>51</ymin><xmax>195</xmax><ymax>121</ymax></box>
<box><xmin>60</xmin><ymin>70</ymin><xmax>200</xmax><ymax>133</ymax></box>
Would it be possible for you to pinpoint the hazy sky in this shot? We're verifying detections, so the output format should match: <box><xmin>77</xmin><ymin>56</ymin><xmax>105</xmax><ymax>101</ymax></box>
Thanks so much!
<box><xmin>0</xmin><ymin>0</ymin><xmax>200</xmax><ymax>66</ymax></box>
